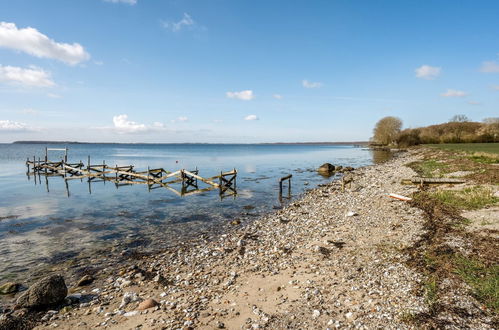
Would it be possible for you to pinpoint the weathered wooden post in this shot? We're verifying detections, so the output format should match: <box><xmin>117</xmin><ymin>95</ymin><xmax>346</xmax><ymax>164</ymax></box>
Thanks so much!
<box><xmin>279</xmin><ymin>174</ymin><xmax>292</xmax><ymax>197</ymax></box>
<box><xmin>102</xmin><ymin>160</ymin><xmax>106</xmax><ymax>184</ymax></box>
<box><xmin>64</xmin><ymin>148</ymin><xmax>68</xmax><ymax>163</ymax></box>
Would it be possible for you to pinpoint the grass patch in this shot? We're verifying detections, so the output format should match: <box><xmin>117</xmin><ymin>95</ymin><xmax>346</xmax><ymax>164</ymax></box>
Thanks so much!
<box><xmin>424</xmin><ymin>276</ymin><xmax>439</xmax><ymax>313</ymax></box>
<box><xmin>469</xmin><ymin>154</ymin><xmax>499</xmax><ymax>165</ymax></box>
<box><xmin>428</xmin><ymin>186</ymin><xmax>498</xmax><ymax>210</ymax></box>
<box><xmin>408</xmin><ymin>159</ymin><xmax>449</xmax><ymax>178</ymax></box>
<box><xmin>454</xmin><ymin>255</ymin><xmax>499</xmax><ymax>313</ymax></box>
<box><xmin>426</xmin><ymin>143</ymin><xmax>499</xmax><ymax>155</ymax></box>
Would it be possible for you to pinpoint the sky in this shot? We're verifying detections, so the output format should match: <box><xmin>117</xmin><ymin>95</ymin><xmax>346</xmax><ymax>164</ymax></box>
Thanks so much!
<box><xmin>0</xmin><ymin>0</ymin><xmax>499</xmax><ymax>143</ymax></box>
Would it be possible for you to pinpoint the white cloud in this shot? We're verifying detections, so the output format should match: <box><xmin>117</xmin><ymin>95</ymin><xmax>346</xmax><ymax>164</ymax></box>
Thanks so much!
<box><xmin>480</xmin><ymin>61</ymin><xmax>499</xmax><ymax>73</ymax></box>
<box><xmin>162</xmin><ymin>13</ymin><xmax>195</xmax><ymax>32</ymax></box>
<box><xmin>0</xmin><ymin>120</ymin><xmax>29</xmax><ymax>131</ymax></box>
<box><xmin>244</xmin><ymin>114</ymin><xmax>258</xmax><ymax>121</ymax></box>
<box><xmin>226</xmin><ymin>90</ymin><xmax>254</xmax><ymax>101</ymax></box>
<box><xmin>0</xmin><ymin>22</ymin><xmax>90</xmax><ymax>65</ymax></box>
<box><xmin>491</xmin><ymin>85</ymin><xmax>499</xmax><ymax>91</ymax></box>
<box><xmin>415</xmin><ymin>65</ymin><xmax>441</xmax><ymax>80</ymax></box>
<box><xmin>441</xmin><ymin>89</ymin><xmax>468</xmax><ymax>97</ymax></box>
<box><xmin>103</xmin><ymin>0</ymin><xmax>137</xmax><ymax>4</ymax></box>
<box><xmin>113</xmin><ymin>114</ymin><xmax>147</xmax><ymax>133</ymax></box>
<box><xmin>467</xmin><ymin>101</ymin><xmax>481</xmax><ymax>105</ymax></box>
<box><xmin>273</xmin><ymin>94</ymin><xmax>283</xmax><ymax>99</ymax></box>
<box><xmin>110</xmin><ymin>114</ymin><xmax>166</xmax><ymax>134</ymax></box>
<box><xmin>47</xmin><ymin>93</ymin><xmax>61</xmax><ymax>98</ymax></box>
<box><xmin>302</xmin><ymin>79</ymin><xmax>322</xmax><ymax>88</ymax></box>
<box><xmin>0</xmin><ymin>65</ymin><xmax>55</xmax><ymax>87</ymax></box>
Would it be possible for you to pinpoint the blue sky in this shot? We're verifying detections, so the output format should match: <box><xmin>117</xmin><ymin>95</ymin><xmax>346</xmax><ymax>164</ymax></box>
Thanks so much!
<box><xmin>0</xmin><ymin>0</ymin><xmax>498</xmax><ymax>143</ymax></box>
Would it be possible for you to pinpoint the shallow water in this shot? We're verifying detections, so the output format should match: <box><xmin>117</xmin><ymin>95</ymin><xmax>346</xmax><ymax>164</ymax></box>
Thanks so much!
<box><xmin>0</xmin><ymin>143</ymin><xmax>384</xmax><ymax>281</ymax></box>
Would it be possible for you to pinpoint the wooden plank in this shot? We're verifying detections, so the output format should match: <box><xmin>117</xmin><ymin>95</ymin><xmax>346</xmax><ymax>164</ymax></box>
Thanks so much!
<box><xmin>183</xmin><ymin>170</ymin><xmax>220</xmax><ymax>187</ymax></box>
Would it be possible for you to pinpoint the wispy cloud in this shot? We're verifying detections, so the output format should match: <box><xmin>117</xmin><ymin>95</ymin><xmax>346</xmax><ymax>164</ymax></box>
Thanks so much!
<box><xmin>19</xmin><ymin>108</ymin><xmax>39</xmax><ymax>115</ymax></box>
<box><xmin>491</xmin><ymin>85</ymin><xmax>499</xmax><ymax>91</ymax></box>
<box><xmin>467</xmin><ymin>101</ymin><xmax>481</xmax><ymax>105</ymax></box>
<box><xmin>0</xmin><ymin>65</ymin><xmax>55</xmax><ymax>87</ymax></box>
<box><xmin>441</xmin><ymin>89</ymin><xmax>468</xmax><ymax>97</ymax></box>
<box><xmin>480</xmin><ymin>61</ymin><xmax>499</xmax><ymax>73</ymax></box>
<box><xmin>103</xmin><ymin>0</ymin><xmax>137</xmax><ymax>5</ymax></box>
<box><xmin>244</xmin><ymin>114</ymin><xmax>258</xmax><ymax>121</ymax></box>
<box><xmin>171</xmin><ymin>116</ymin><xmax>188</xmax><ymax>123</ymax></box>
<box><xmin>273</xmin><ymin>94</ymin><xmax>283</xmax><ymax>99</ymax></box>
<box><xmin>226</xmin><ymin>90</ymin><xmax>254</xmax><ymax>101</ymax></box>
<box><xmin>415</xmin><ymin>65</ymin><xmax>441</xmax><ymax>80</ymax></box>
<box><xmin>47</xmin><ymin>93</ymin><xmax>61</xmax><ymax>98</ymax></box>
<box><xmin>0</xmin><ymin>22</ymin><xmax>90</xmax><ymax>65</ymax></box>
<box><xmin>302</xmin><ymin>79</ymin><xmax>322</xmax><ymax>88</ymax></box>
<box><xmin>161</xmin><ymin>13</ymin><xmax>195</xmax><ymax>32</ymax></box>
<box><xmin>0</xmin><ymin>119</ymin><xmax>31</xmax><ymax>131</ymax></box>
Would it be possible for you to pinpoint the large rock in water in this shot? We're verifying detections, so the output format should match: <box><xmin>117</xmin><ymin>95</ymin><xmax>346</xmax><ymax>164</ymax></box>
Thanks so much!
<box><xmin>16</xmin><ymin>275</ymin><xmax>67</xmax><ymax>309</ymax></box>
<box><xmin>317</xmin><ymin>163</ymin><xmax>335</xmax><ymax>175</ymax></box>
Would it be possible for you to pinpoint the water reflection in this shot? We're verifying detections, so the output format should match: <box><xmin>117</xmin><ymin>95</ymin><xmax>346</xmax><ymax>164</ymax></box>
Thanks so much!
<box><xmin>0</xmin><ymin>143</ymin><xmax>383</xmax><ymax>283</ymax></box>
<box><xmin>370</xmin><ymin>149</ymin><xmax>393</xmax><ymax>164</ymax></box>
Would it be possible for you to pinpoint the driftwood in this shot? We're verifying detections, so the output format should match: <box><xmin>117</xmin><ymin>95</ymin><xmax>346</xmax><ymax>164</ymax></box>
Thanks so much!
<box><xmin>401</xmin><ymin>177</ymin><xmax>466</xmax><ymax>185</ymax></box>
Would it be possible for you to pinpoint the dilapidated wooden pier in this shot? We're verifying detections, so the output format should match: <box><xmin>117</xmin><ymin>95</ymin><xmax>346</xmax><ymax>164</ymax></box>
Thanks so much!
<box><xmin>26</xmin><ymin>148</ymin><xmax>237</xmax><ymax>198</ymax></box>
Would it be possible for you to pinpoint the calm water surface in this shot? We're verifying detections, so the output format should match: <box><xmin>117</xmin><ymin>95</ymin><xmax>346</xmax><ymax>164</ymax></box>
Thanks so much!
<box><xmin>0</xmin><ymin>143</ymin><xmax>384</xmax><ymax>281</ymax></box>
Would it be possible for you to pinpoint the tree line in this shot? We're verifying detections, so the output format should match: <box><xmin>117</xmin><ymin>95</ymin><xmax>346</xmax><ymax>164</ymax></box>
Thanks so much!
<box><xmin>372</xmin><ymin>115</ymin><xmax>499</xmax><ymax>147</ymax></box>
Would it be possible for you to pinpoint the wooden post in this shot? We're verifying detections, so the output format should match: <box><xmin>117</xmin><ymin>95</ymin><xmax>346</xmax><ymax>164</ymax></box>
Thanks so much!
<box><xmin>147</xmin><ymin>166</ymin><xmax>150</xmax><ymax>191</ymax></box>
<box><xmin>65</xmin><ymin>148</ymin><xmax>68</xmax><ymax>163</ymax></box>
<box><xmin>102</xmin><ymin>160</ymin><xmax>106</xmax><ymax>184</ymax></box>
<box><xmin>45</xmin><ymin>147</ymin><xmax>48</xmax><ymax>163</ymax></box>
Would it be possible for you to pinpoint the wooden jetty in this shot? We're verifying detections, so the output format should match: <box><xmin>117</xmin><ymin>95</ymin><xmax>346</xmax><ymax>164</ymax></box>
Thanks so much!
<box><xmin>26</xmin><ymin>148</ymin><xmax>237</xmax><ymax>198</ymax></box>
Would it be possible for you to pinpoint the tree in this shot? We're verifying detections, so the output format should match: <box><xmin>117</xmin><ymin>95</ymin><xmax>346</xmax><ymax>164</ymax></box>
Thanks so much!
<box><xmin>448</xmin><ymin>115</ymin><xmax>471</xmax><ymax>142</ymax></box>
<box><xmin>449</xmin><ymin>114</ymin><xmax>470</xmax><ymax>123</ymax></box>
<box><xmin>372</xmin><ymin>116</ymin><xmax>402</xmax><ymax>145</ymax></box>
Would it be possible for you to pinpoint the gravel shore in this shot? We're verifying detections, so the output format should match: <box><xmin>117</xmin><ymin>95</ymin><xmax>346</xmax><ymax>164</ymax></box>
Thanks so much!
<box><xmin>26</xmin><ymin>150</ymin><xmax>437</xmax><ymax>329</ymax></box>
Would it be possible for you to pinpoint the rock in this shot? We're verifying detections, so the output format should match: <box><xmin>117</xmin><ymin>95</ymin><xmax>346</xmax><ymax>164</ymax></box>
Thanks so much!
<box><xmin>137</xmin><ymin>298</ymin><xmax>159</xmax><ymax>310</ymax></box>
<box><xmin>494</xmin><ymin>190</ymin><xmax>499</xmax><ymax>198</ymax></box>
<box><xmin>0</xmin><ymin>282</ymin><xmax>20</xmax><ymax>294</ymax></box>
<box><xmin>312</xmin><ymin>309</ymin><xmax>321</xmax><ymax>318</ymax></box>
<box><xmin>346</xmin><ymin>211</ymin><xmax>358</xmax><ymax>217</ymax></box>
<box><xmin>343</xmin><ymin>166</ymin><xmax>354</xmax><ymax>172</ymax></box>
<box><xmin>16</xmin><ymin>275</ymin><xmax>67</xmax><ymax>309</ymax></box>
<box><xmin>123</xmin><ymin>311</ymin><xmax>139</xmax><ymax>317</ymax></box>
<box><xmin>317</xmin><ymin>163</ymin><xmax>335</xmax><ymax>175</ymax></box>
<box><xmin>119</xmin><ymin>291</ymin><xmax>141</xmax><ymax>309</ymax></box>
<box><xmin>76</xmin><ymin>275</ymin><xmax>94</xmax><ymax>287</ymax></box>
<box><xmin>231</xmin><ymin>219</ymin><xmax>241</xmax><ymax>225</ymax></box>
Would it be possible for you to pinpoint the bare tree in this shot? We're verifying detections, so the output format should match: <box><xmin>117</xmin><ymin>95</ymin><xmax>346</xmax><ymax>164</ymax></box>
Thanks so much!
<box><xmin>372</xmin><ymin>116</ymin><xmax>402</xmax><ymax>145</ymax></box>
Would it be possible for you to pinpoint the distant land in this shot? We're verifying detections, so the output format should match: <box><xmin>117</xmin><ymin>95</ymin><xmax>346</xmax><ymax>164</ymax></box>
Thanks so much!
<box><xmin>12</xmin><ymin>141</ymin><xmax>369</xmax><ymax>145</ymax></box>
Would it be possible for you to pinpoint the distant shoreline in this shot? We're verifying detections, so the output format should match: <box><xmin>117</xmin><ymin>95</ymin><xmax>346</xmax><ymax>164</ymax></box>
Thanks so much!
<box><xmin>11</xmin><ymin>141</ymin><xmax>369</xmax><ymax>145</ymax></box>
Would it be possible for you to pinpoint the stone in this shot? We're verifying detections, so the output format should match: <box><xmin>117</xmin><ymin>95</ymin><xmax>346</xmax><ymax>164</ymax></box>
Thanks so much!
<box><xmin>346</xmin><ymin>211</ymin><xmax>358</xmax><ymax>217</ymax></box>
<box><xmin>76</xmin><ymin>275</ymin><xmax>94</xmax><ymax>287</ymax></box>
<box><xmin>16</xmin><ymin>275</ymin><xmax>67</xmax><ymax>309</ymax></box>
<box><xmin>138</xmin><ymin>298</ymin><xmax>159</xmax><ymax>310</ymax></box>
<box><xmin>494</xmin><ymin>190</ymin><xmax>499</xmax><ymax>198</ymax></box>
<box><xmin>312</xmin><ymin>309</ymin><xmax>321</xmax><ymax>318</ymax></box>
<box><xmin>318</xmin><ymin>163</ymin><xmax>335</xmax><ymax>175</ymax></box>
<box><xmin>0</xmin><ymin>282</ymin><xmax>20</xmax><ymax>294</ymax></box>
